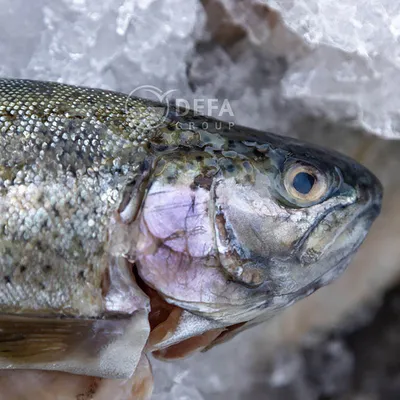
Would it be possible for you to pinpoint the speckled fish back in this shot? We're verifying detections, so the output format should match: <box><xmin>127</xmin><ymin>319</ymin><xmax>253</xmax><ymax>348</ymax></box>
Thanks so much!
<box><xmin>0</xmin><ymin>78</ymin><xmax>152</xmax><ymax>317</ymax></box>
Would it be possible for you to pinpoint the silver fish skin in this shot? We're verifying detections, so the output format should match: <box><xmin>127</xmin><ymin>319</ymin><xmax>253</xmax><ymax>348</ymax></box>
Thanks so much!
<box><xmin>0</xmin><ymin>79</ymin><xmax>382</xmax><ymax>378</ymax></box>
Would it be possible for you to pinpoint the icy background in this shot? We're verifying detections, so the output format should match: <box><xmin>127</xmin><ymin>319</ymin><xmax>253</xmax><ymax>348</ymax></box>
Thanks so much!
<box><xmin>2</xmin><ymin>0</ymin><xmax>400</xmax><ymax>138</ymax></box>
<box><xmin>1</xmin><ymin>0</ymin><xmax>400</xmax><ymax>399</ymax></box>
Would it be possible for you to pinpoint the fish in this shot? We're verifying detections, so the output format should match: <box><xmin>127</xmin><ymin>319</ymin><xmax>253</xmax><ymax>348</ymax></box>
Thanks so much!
<box><xmin>0</xmin><ymin>78</ymin><xmax>382</xmax><ymax>399</ymax></box>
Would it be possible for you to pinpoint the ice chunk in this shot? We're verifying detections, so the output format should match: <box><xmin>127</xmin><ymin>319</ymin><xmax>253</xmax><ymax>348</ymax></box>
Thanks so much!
<box><xmin>189</xmin><ymin>0</ymin><xmax>400</xmax><ymax>139</ymax></box>
<box><xmin>0</xmin><ymin>0</ymin><xmax>201</xmax><ymax>95</ymax></box>
<box><xmin>268</xmin><ymin>0</ymin><xmax>400</xmax><ymax>138</ymax></box>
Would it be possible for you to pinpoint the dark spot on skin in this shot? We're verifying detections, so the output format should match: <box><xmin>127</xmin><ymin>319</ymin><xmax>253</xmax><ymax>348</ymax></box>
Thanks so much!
<box><xmin>244</xmin><ymin>174</ymin><xmax>253</xmax><ymax>183</ymax></box>
<box><xmin>0</xmin><ymin>109</ymin><xmax>17</xmax><ymax>121</ymax></box>
<box><xmin>68</xmin><ymin>164</ymin><xmax>77</xmax><ymax>177</ymax></box>
<box><xmin>152</xmin><ymin>143</ymin><xmax>169</xmax><ymax>152</ymax></box>
<box><xmin>78</xmin><ymin>270</ymin><xmax>85</xmax><ymax>280</ymax></box>
<box><xmin>39</xmin><ymin>282</ymin><xmax>46</xmax><ymax>290</ymax></box>
<box><xmin>167</xmin><ymin>108</ymin><xmax>181</xmax><ymax>121</ymax></box>
<box><xmin>196</xmin><ymin>155</ymin><xmax>203</xmax><ymax>162</ymax></box>
<box><xmin>42</xmin><ymin>265</ymin><xmax>52</xmax><ymax>273</ymax></box>
<box><xmin>190</xmin><ymin>194</ymin><xmax>196</xmax><ymax>213</ymax></box>
<box><xmin>226</xmin><ymin>164</ymin><xmax>235</xmax><ymax>173</ymax></box>
<box><xmin>191</xmin><ymin>174</ymin><xmax>213</xmax><ymax>191</ymax></box>
<box><xmin>167</xmin><ymin>122</ymin><xmax>176</xmax><ymax>131</ymax></box>
<box><xmin>20</xmin><ymin>265</ymin><xmax>26</xmax><ymax>273</ymax></box>
<box><xmin>167</xmin><ymin>175</ymin><xmax>176</xmax><ymax>184</ymax></box>
<box><xmin>4</xmin><ymin>276</ymin><xmax>11</xmax><ymax>284</ymax></box>
<box><xmin>76</xmin><ymin>150</ymin><xmax>87</xmax><ymax>162</ymax></box>
<box><xmin>177</xmin><ymin>144</ymin><xmax>192</xmax><ymax>152</ymax></box>
<box><xmin>52</xmin><ymin>206</ymin><xmax>60</xmax><ymax>218</ymax></box>
<box><xmin>101</xmin><ymin>268</ymin><xmax>111</xmax><ymax>298</ymax></box>
<box><xmin>112</xmin><ymin>166</ymin><xmax>123</xmax><ymax>175</ymax></box>
<box><xmin>253</xmin><ymin>147</ymin><xmax>269</xmax><ymax>158</ymax></box>
<box><xmin>76</xmin><ymin>377</ymin><xmax>102</xmax><ymax>400</ymax></box>
<box><xmin>70</xmin><ymin>113</ymin><xmax>85</xmax><ymax>120</ymax></box>
<box><xmin>140</xmin><ymin>159</ymin><xmax>150</xmax><ymax>174</ymax></box>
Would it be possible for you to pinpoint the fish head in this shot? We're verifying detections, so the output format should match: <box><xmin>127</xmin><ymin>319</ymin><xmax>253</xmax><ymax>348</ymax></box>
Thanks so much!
<box><xmin>211</xmin><ymin>140</ymin><xmax>382</xmax><ymax>306</ymax></box>
<box><xmin>132</xmin><ymin>131</ymin><xmax>382</xmax><ymax>357</ymax></box>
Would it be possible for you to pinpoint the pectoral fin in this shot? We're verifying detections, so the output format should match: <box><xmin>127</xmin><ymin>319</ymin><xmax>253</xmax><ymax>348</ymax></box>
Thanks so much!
<box><xmin>0</xmin><ymin>311</ymin><xmax>150</xmax><ymax>379</ymax></box>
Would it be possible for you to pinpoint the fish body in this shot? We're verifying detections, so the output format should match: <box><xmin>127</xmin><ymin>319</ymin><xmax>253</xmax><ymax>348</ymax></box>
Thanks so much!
<box><xmin>0</xmin><ymin>79</ymin><xmax>382</xmax><ymax>383</ymax></box>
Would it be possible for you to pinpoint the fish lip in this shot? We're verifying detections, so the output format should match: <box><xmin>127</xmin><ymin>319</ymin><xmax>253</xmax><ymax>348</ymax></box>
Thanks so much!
<box><xmin>286</xmin><ymin>202</ymin><xmax>349</xmax><ymax>260</ymax></box>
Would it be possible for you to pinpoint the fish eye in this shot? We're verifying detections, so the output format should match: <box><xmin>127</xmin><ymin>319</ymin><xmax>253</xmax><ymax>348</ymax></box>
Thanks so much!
<box><xmin>283</xmin><ymin>163</ymin><xmax>329</xmax><ymax>205</ymax></box>
<box><xmin>293</xmin><ymin>172</ymin><xmax>315</xmax><ymax>194</ymax></box>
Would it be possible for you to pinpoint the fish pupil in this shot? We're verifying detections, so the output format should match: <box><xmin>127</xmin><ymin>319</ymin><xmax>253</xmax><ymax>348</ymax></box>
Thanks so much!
<box><xmin>293</xmin><ymin>172</ymin><xmax>315</xmax><ymax>194</ymax></box>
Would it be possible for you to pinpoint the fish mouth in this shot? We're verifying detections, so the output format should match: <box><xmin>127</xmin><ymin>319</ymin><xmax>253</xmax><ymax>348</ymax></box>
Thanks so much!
<box><xmin>270</xmin><ymin>187</ymin><xmax>382</xmax><ymax>301</ymax></box>
<box><xmin>296</xmin><ymin>190</ymin><xmax>381</xmax><ymax>267</ymax></box>
<box><xmin>276</xmin><ymin>197</ymin><xmax>381</xmax><ymax>300</ymax></box>
<box><xmin>291</xmin><ymin>202</ymin><xmax>348</xmax><ymax>259</ymax></box>
<box><xmin>275</xmin><ymin>202</ymin><xmax>380</xmax><ymax>301</ymax></box>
